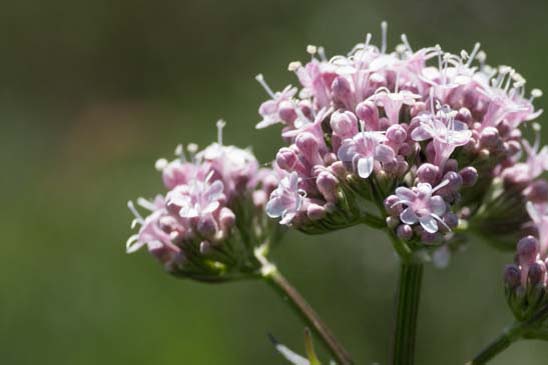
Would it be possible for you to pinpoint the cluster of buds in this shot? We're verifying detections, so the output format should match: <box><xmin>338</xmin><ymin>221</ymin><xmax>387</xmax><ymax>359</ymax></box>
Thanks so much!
<box><xmin>504</xmin><ymin>201</ymin><xmax>548</xmax><ymax>322</ymax></box>
<box><xmin>256</xmin><ymin>22</ymin><xmax>544</xmax><ymax>261</ymax></box>
<box><xmin>126</xmin><ymin>121</ymin><xmax>282</xmax><ymax>282</ymax></box>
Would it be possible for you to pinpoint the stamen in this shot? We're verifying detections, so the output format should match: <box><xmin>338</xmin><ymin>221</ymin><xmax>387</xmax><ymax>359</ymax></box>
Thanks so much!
<box><xmin>306</xmin><ymin>45</ymin><xmax>317</xmax><ymax>55</ymax></box>
<box><xmin>255</xmin><ymin>74</ymin><xmax>275</xmax><ymax>98</ymax></box>
<box><xmin>174</xmin><ymin>144</ymin><xmax>186</xmax><ymax>162</ymax></box>
<box><xmin>465</xmin><ymin>42</ymin><xmax>481</xmax><ymax>67</ymax></box>
<box><xmin>530</xmin><ymin>88</ymin><xmax>543</xmax><ymax>102</ymax></box>
<box><xmin>401</xmin><ymin>33</ymin><xmax>412</xmax><ymax>53</ymax></box>
<box><xmin>187</xmin><ymin>143</ymin><xmax>199</xmax><ymax>160</ymax></box>
<box><xmin>381</xmin><ymin>21</ymin><xmax>388</xmax><ymax>54</ymax></box>
<box><xmin>364</xmin><ymin>33</ymin><xmax>372</xmax><ymax>48</ymax></box>
<box><xmin>216</xmin><ymin>119</ymin><xmax>226</xmax><ymax>145</ymax></box>
<box><xmin>288</xmin><ymin>61</ymin><xmax>302</xmax><ymax>72</ymax></box>
<box><xmin>155</xmin><ymin>158</ymin><xmax>168</xmax><ymax>171</ymax></box>
<box><xmin>137</xmin><ymin>197</ymin><xmax>157</xmax><ymax>211</ymax></box>
<box><xmin>317</xmin><ymin>47</ymin><xmax>327</xmax><ymax>62</ymax></box>
<box><xmin>127</xmin><ymin>201</ymin><xmax>145</xmax><ymax>224</ymax></box>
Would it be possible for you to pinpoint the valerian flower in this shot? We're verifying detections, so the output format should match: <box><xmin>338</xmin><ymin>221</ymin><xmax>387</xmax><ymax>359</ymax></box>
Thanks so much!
<box><xmin>255</xmin><ymin>22</ymin><xmax>543</xmax><ymax>264</ymax></box>
<box><xmin>126</xmin><ymin>121</ymin><xmax>282</xmax><ymax>281</ymax></box>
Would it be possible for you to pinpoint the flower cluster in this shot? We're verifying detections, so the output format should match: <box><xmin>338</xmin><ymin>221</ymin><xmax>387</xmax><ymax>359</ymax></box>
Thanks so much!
<box><xmin>503</xmin><ymin>201</ymin><xmax>548</xmax><ymax>321</ymax></box>
<box><xmin>126</xmin><ymin>121</ymin><xmax>281</xmax><ymax>281</ymax></box>
<box><xmin>256</xmin><ymin>23</ymin><xmax>544</xmax><ymax>260</ymax></box>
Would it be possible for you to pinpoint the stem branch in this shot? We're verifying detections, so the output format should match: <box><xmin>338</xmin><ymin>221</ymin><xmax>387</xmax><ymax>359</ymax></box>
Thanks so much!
<box><xmin>468</xmin><ymin>323</ymin><xmax>523</xmax><ymax>364</ymax></box>
<box><xmin>261</xmin><ymin>261</ymin><xmax>353</xmax><ymax>365</ymax></box>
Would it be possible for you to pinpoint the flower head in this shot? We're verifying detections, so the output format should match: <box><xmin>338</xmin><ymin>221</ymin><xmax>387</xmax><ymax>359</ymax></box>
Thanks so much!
<box><xmin>126</xmin><ymin>122</ymin><xmax>282</xmax><ymax>281</ymax></box>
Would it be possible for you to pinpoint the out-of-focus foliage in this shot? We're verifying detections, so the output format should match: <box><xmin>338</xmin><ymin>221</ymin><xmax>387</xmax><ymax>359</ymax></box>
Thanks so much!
<box><xmin>1</xmin><ymin>0</ymin><xmax>548</xmax><ymax>364</ymax></box>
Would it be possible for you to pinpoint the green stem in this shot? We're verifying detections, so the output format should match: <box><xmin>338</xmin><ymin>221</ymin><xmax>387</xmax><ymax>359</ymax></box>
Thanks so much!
<box><xmin>468</xmin><ymin>323</ymin><xmax>524</xmax><ymax>364</ymax></box>
<box><xmin>391</xmin><ymin>260</ymin><xmax>424</xmax><ymax>365</ymax></box>
<box><xmin>262</xmin><ymin>265</ymin><xmax>353</xmax><ymax>365</ymax></box>
<box><xmin>469</xmin><ymin>305</ymin><xmax>548</xmax><ymax>364</ymax></box>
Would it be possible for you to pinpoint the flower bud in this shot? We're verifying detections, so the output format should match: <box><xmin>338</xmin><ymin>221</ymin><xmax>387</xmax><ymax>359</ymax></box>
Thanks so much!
<box><xmin>307</xmin><ymin>203</ymin><xmax>326</xmax><ymax>220</ymax></box>
<box><xmin>443</xmin><ymin>171</ymin><xmax>463</xmax><ymax>192</ymax></box>
<box><xmin>479</xmin><ymin>127</ymin><xmax>500</xmax><ymax>149</ymax></box>
<box><xmin>296</xmin><ymin>132</ymin><xmax>322</xmax><ymax>165</ymax></box>
<box><xmin>253</xmin><ymin>190</ymin><xmax>268</xmax><ymax>208</ymax></box>
<box><xmin>416</xmin><ymin>163</ymin><xmax>439</xmax><ymax>185</ymax></box>
<box><xmin>331</xmin><ymin>76</ymin><xmax>353</xmax><ymax>107</ymax></box>
<box><xmin>528</xmin><ymin>261</ymin><xmax>546</xmax><ymax>286</ymax></box>
<box><xmin>316</xmin><ymin>172</ymin><xmax>339</xmax><ymax>203</ymax></box>
<box><xmin>197</xmin><ymin>215</ymin><xmax>218</xmax><ymax>238</ymax></box>
<box><xmin>276</xmin><ymin>147</ymin><xmax>298</xmax><ymax>171</ymax></box>
<box><xmin>278</xmin><ymin>100</ymin><xmax>297</xmax><ymax>123</ymax></box>
<box><xmin>355</xmin><ymin>100</ymin><xmax>379</xmax><ymax>130</ymax></box>
<box><xmin>456</xmin><ymin>107</ymin><xmax>472</xmax><ymax>125</ymax></box>
<box><xmin>525</xmin><ymin>180</ymin><xmax>548</xmax><ymax>203</ymax></box>
<box><xmin>386</xmin><ymin>216</ymin><xmax>400</xmax><ymax>229</ymax></box>
<box><xmin>517</xmin><ymin>236</ymin><xmax>540</xmax><ymax>264</ymax></box>
<box><xmin>329</xmin><ymin>161</ymin><xmax>347</xmax><ymax>178</ymax></box>
<box><xmin>443</xmin><ymin>212</ymin><xmax>459</xmax><ymax>229</ymax></box>
<box><xmin>459</xmin><ymin>167</ymin><xmax>478</xmax><ymax>187</ymax></box>
<box><xmin>444</xmin><ymin>159</ymin><xmax>458</xmax><ymax>173</ymax></box>
<box><xmin>384</xmin><ymin>194</ymin><xmax>402</xmax><ymax>216</ymax></box>
<box><xmin>386</xmin><ymin>124</ymin><xmax>407</xmax><ymax>144</ymax></box>
<box><xmin>330</xmin><ymin>111</ymin><xmax>358</xmax><ymax>139</ymax></box>
<box><xmin>396</xmin><ymin>224</ymin><xmax>413</xmax><ymax>240</ymax></box>
<box><xmin>219</xmin><ymin>207</ymin><xmax>236</xmax><ymax>231</ymax></box>
<box><xmin>503</xmin><ymin>264</ymin><xmax>521</xmax><ymax>288</ymax></box>
<box><xmin>199</xmin><ymin>240</ymin><xmax>212</xmax><ymax>255</ymax></box>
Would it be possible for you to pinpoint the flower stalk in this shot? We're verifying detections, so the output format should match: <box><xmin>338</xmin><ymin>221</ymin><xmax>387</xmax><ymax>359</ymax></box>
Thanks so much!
<box><xmin>258</xmin><ymin>250</ymin><xmax>353</xmax><ymax>365</ymax></box>
<box><xmin>391</xmin><ymin>259</ymin><xmax>424</xmax><ymax>365</ymax></box>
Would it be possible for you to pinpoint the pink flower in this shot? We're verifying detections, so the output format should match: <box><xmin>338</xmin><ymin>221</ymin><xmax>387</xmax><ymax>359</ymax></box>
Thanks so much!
<box><xmin>526</xmin><ymin>201</ymin><xmax>548</xmax><ymax>257</ymax></box>
<box><xmin>392</xmin><ymin>181</ymin><xmax>449</xmax><ymax>233</ymax></box>
<box><xmin>126</xmin><ymin>198</ymin><xmax>181</xmax><ymax>260</ymax></box>
<box><xmin>266</xmin><ymin>172</ymin><xmax>304</xmax><ymax>224</ymax></box>
<box><xmin>166</xmin><ymin>175</ymin><xmax>225</xmax><ymax>219</ymax></box>
<box><xmin>337</xmin><ymin>131</ymin><xmax>395</xmax><ymax>178</ymax></box>
<box><xmin>502</xmin><ymin>136</ymin><xmax>548</xmax><ymax>185</ymax></box>
<box><xmin>411</xmin><ymin>106</ymin><xmax>471</xmax><ymax>168</ymax></box>
<box><xmin>370</xmin><ymin>88</ymin><xmax>420</xmax><ymax>125</ymax></box>
<box><xmin>255</xmin><ymin>74</ymin><xmax>298</xmax><ymax>129</ymax></box>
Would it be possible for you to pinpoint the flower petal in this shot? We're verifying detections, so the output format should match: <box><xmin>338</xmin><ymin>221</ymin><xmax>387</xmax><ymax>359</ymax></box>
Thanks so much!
<box><xmin>357</xmin><ymin>156</ymin><xmax>374</xmax><ymax>178</ymax></box>
<box><xmin>400</xmin><ymin>207</ymin><xmax>418</xmax><ymax>225</ymax></box>
<box><xmin>419</xmin><ymin>215</ymin><xmax>438</xmax><ymax>233</ymax></box>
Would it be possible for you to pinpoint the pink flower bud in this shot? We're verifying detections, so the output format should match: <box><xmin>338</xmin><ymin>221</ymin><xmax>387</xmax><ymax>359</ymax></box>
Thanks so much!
<box><xmin>316</xmin><ymin>171</ymin><xmax>339</xmax><ymax>203</ymax></box>
<box><xmin>278</xmin><ymin>100</ymin><xmax>298</xmax><ymax>123</ymax></box>
<box><xmin>386</xmin><ymin>124</ymin><xmax>407</xmax><ymax>144</ymax></box>
<box><xmin>355</xmin><ymin>100</ymin><xmax>379</xmax><ymax>130</ymax></box>
<box><xmin>503</xmin><ymin>264</ymin><xmax>521</xmax><ymax>288</ymax></box>
<box><xmin>384</xmin><ymin>194</ymin><xmax>403</xmax><ymax>216</ymax></box>
<box><xmin>330</xmin><ymin>111</ymin><xmax>358</xmax><ymax>139</ymax></box>
<box><xmin>479</xmin><ymin>127</ymin><xmax>500</xmax><ymax>149</ymax></box>
<box><xmin>253</xmin><ymin>190</ymin><xmax>268</xmax><ymax>208</ymax></box>
<box><xmin>517</xmin><ymin>236</ymin><xmax>540</xmax><ymax>265</ymax></box>
<box><xmin>525</xmin><ymin>180</ymin><xmax>548</xmax><ymax>203</ymax></box>
<box><xmin>396</xmin><ymin>224</ymin><xmax>413</xmax><ymax>240</ymax></box>
<box><xmin>307</xmin><ymin>203</ymin><xmax>326</xmax><ymax>220</ymax></box>
<box><xmin>459</xmin><ymin>167</ymin><xmax>478</xmax><ymax>187</ymax></box>
<box><xmin>276</xmin><ymin>147</ymin><xmax>298</xmax><ymax>171</ymax></box>
<box><xmin>331</xmin><ymin>76</ymin><xmax>353</xmax><ymax>108</ymax></box>
<box><xmin>296</xmin><ymin>132</ymin><xmax>323</xmax><ymax>165</ymax></box>
<box><xmin>219</xmin><ymin>207</ymin><xmax>236</xmax><ymax>231</ymax></box>
<box><xmin>443</xmin><ymin>212</ymin><xmax>459</xmax><ymax>229</ymax></box>
<box><xmin>197</xmin><ymin>215</ymin><xmax>218</xmax><ymax>238</ymax></box>
<box><xmin>528</xmin><ymin>261</ymin><xmax>546</xmax><ymax>286</ymax></box>
<box><xmin>416</xmin><ymin>163</ymin><xmax>439</xmax><ymax>185</ymax></box>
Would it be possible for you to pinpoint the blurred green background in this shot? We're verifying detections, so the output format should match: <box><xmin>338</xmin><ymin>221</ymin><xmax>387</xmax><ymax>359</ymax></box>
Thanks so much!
<box><xmin>2</xmin><ymin>0</ymin><xmax>548</xmax><ymax>364</ymax></box>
